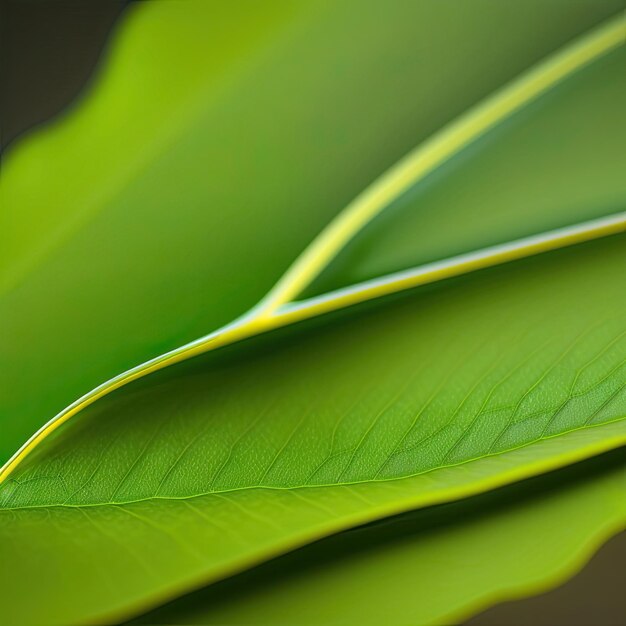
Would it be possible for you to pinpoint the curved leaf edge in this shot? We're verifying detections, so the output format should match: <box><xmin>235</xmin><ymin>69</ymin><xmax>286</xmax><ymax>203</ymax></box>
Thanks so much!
<box><xmin>449</xmin><ymin>519</ymin><xmax>625</xmax><ymax>626</ymax></box>
<box><xmin>2</xmin><ymin>208</ymin><xmax>624</xmax><ymax>488</ymax></box>
<box><xmin>5</xmin><ymin>423</ymin><xmax>624</xmax><ymax>625</ymax></box>
<box><xmin>0</xmin><ymin>14</ymin><xmax>623</xmax><ymax>484</ymax></box>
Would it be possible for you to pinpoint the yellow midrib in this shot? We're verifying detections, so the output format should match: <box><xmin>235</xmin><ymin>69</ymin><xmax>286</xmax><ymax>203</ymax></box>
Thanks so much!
<box><xmin>0</xmin><ymin>14</ymin><xmax>624</xmax><ymax>484</ymax></box>
<box><xmin>255</xmin><ymin>13</ymin><xmax>626</xmax><ymax>313</ymax></box>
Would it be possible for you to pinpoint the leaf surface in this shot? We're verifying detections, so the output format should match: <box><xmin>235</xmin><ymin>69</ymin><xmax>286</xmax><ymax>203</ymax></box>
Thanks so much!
<box><xmin>0</xmin><ymin>0</ymin><xmax>622</xmax><ymax>463</ymax></box>
<box><xmin>131</xmin><ymin>451</ymin><xmax>626</xmax><ymax>626</ymax></box>
<box><xmin>1</xmin><ymin>3</ymin><xmax>626</xmax><ymax>625</ymax></box>
<box><xmin>305</xmin><ymin>44</ymin><xmax>626</xmax><ymax>298</ymax></box>
<box><xmin>1</xmin><ymin>234</ymin><xmax>625</xmax><ymax>624</ymax></box>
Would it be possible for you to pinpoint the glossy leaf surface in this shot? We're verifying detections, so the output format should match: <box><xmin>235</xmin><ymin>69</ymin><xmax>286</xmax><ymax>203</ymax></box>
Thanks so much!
<box><xmin>0</xmin><ymin>0</ymin><xmax>622</xmax><ymax>463</ymax></box>
<box><xmin>1</xmin><ymin>2</ymin><xmax>625</xmax><ymax>625</ymax></box>
<box><xmin>1</xmin><ymin>234</ymin><xmax>625</xmax><ymax>624</ymax></box>
<box><xmin>133</xmin><ymin>451</ymin><xmax>626</xmax><ymax>626</ymax></box>
<box><xmin>306</xmin><ymin>45</ymin><xmax>626</xmax><ymax>297</ymax></box>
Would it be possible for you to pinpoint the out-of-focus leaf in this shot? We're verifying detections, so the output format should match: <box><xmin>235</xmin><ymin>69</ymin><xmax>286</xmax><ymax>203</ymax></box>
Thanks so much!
<box><xmin>0</xmin><ymin>0</ymin><xmax>622</xmax><ymax>462</ymax></box>
<box><xmin>305</xmin><ymin>45</ymin><xmax>626</xmax><ymax>297</ymax></box>
<box><xmin>131</xmin><ymin>450</ymin><xmax>626</xmax><ymax>626</ymax></box>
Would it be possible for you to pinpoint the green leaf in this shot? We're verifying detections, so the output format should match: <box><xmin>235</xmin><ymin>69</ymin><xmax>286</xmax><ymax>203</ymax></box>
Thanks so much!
<box><xmin>1</xmin><ymin>232</ymin><xmax>625</xmax><ymax>624</ymax></box>
<box><xmin>1</xmin><ymin>3</ymin><xmax>625</xmax><ymax>625</ymax></box>
<box><xmin>0</xmin><ymin>0</ymin><xmax>622</xmax><ymax>463</ymax></box>
<box><xmin>131</xmin><ymin>450</ymin><xmax>626</xmax><ymax>626</ymax></box>
<box><xmin>305</xmin><ymin>43</ymin><xmax>626</xmax><ymax>298</ymax></box>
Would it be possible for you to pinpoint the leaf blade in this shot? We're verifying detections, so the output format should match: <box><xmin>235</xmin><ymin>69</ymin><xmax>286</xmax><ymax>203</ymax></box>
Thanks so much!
<box><xmin>1</xmin><ymin>0</ymin><xmax>623</xmax><ymax>465</ymax></box>
<box><xmin>1</xmin><ymin>234</ymin><xmax>625</xmax><ymax>624</ymax></box>
<box><xmin>130</xmin><ymin>451</ymin><xmax>626</xmax><ymax>626</ymax></box>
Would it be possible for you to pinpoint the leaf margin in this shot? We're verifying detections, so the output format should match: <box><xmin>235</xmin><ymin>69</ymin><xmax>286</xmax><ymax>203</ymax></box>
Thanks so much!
<box><xmin>1</xmin><ymin>14</ymin><xmax>624</xmax><ymax>484</ymax></box>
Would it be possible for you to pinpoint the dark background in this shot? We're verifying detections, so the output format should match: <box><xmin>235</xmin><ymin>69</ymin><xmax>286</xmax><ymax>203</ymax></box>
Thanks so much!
<box><xmin>0</xmin><ymin>1</ymin><xmax>623</xmax><ymax>623</ymax></box>
<box><xmin>0</xmin><ymin>0</ymin><xmax>127</xmax><ymax>154</ymax></box>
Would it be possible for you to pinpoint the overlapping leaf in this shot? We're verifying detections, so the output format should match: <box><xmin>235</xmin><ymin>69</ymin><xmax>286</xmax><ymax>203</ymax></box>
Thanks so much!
<box><xmin>2</xmin><ymin>229</ymin><xmax>625</xmax><ymax>624</ymax></box>
<box><xmin>1</xmin><ymin>0</ymin><xmax>622</xmax><ymax>462</ymax></box>
<box><xmin>132</xmin><ymin>451</ymin><xmax>626</xmax><ymax>626</ymax></box>
<box><xmin>0</xmin><ymin>2</ymin><xmax>625</xmax><ymax>625</ymax></box>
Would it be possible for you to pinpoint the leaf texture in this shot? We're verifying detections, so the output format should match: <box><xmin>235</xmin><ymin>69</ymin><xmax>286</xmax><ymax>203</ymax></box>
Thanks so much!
<box><xmin>131</xmin><ymin>451</ymin><xmax>626</xmax><ymax>626</ymax></box>
<box><xmin>0</xmin><ymin>0</ymin><xmax>623</xmax><ymax>463</ymax></box>
<box><xmin>1</xmin><ymin>234</ymin><xmax>625</xmax><ymax>624</ymax></box>
<box><xmin>0</xmin><ymin>2</ymin><xmax>625</xmax><ymax>625</ymax></box>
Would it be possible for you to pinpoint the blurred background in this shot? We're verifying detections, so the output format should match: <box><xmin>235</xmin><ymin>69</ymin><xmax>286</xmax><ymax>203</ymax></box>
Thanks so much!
<box><xmin>0</xmin><ymin>0</ymin><xmax>128</xmax><ymax>154</ymax></box>
<box><xmin>0</xmin><ymin>2</ymin><xmax>623</xmax><ymax>624</ymax></box>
